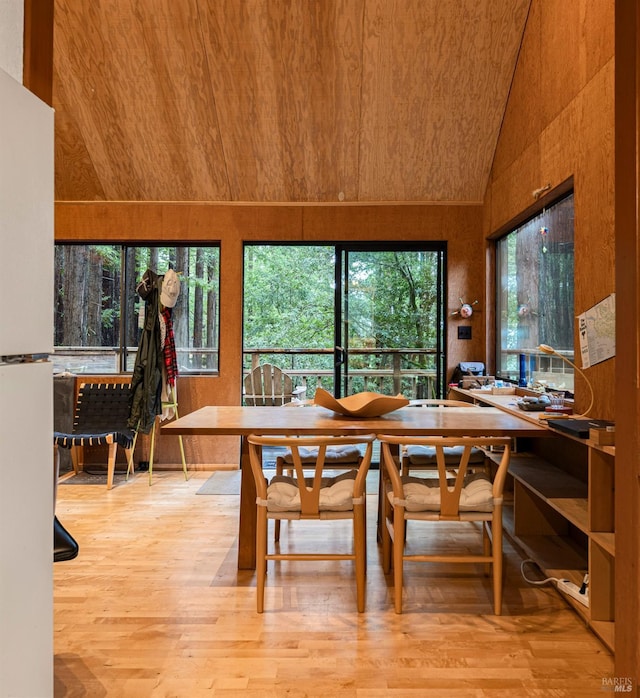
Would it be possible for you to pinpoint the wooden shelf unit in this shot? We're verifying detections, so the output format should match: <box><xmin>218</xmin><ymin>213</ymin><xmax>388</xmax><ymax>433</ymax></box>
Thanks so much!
<box><xmin>450</xmin><ymin>387</ymin><xmax>616</xmax><ymax>653</ymax></box>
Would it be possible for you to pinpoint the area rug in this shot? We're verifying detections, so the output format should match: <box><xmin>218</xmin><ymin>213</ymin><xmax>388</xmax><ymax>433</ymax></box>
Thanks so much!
<box><xmin>59</xmin><ymin>470</ymin><xmax>169</xmax><ymax>485</ymax></box>
<box><xmin>196</xmin><ymin>469</ymin><xmax>380</xmax><ymax>495</ymax></box>
<box><xmin>196</xmin><ymin>470</ymin><xmax>242</xmax><ymax>495</ymax></box>
<box><xmin>58</xmin><ymin>470</ymin><xmax>130</xmax><ymax>486</ymax></box>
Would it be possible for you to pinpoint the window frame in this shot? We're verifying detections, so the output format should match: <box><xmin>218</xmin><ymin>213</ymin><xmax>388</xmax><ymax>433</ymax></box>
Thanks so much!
<box><xmin>494</xmin><ymin>191</ymin><xmax>575</xmax><ymax>388</ymax></box>
<box><xmin>53</xmin><ymin>242</ymin><xmax>220</xmax><ymax>376</ymax></box>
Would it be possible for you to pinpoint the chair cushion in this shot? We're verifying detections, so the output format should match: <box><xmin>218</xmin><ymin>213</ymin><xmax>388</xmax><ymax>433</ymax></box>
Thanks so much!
<box><xmin>54</xmin><ymin>430</ymin><xmax>135</xmax><ymax>449</ymax></box>
<box><xmin>281</xmin><ymin>444</ymin><xmax>361</xmax><ymax>464</ymax></box>
<box><xmin>405</xmin><ymin>444</ymin><xmax>485</xmax><ymax>465</ymax></box>
<box><xmin>394</xmin><ymin>472</ymin><xmax>494</xmax><ymax>512</ymax></box>
<box><xmin>266</xmin><ymin>470</ymin><xmax>358</xmax><ymax>512</ymax></box>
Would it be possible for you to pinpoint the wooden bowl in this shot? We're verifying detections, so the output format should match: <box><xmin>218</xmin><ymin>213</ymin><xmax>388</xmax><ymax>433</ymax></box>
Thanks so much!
<box><xmin>313</xmin><ymin>387</ymin><xmax>409</xmax><ymax>417</ymax></box>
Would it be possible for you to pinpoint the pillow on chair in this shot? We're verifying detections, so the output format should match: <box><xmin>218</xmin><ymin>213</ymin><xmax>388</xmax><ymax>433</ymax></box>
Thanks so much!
<box><xmin>267</xmin><ymin>470</ymin><xmax>358</xmax><ymax>511</ymax></box>
<box><xmin>405</xmin><ymin>444</ymin><xmax>485</xmax><ymax>465</ymax></box>
<box><xmin>398</xmin><ymin>472</ymin><xmax>494</xmax><ymax>512</ymax></box>
<box><xmin>281</xmin><ymin>444</ymin><xmax>361</xmax><ymax>463</ymax></box>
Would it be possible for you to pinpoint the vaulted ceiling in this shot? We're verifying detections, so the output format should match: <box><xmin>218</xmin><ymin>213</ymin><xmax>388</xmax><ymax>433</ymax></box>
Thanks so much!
<box><xmin>52</xmin><ymin>1</ymin><xmax>530</xmax><ymax>203</ymax></box>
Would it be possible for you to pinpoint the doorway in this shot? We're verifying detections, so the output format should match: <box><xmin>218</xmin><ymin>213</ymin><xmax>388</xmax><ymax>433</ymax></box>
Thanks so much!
<box><xmin>243</xmin><ymin>243</ymin><xmax>446</xmax><ymax>399</ymax></box>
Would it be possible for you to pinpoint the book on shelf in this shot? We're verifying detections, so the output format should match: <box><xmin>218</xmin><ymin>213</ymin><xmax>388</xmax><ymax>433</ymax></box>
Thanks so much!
<box><xmin>547</xmin><ymin>419</ymin><xmax>614</xmax><ymax>439</ymax></box>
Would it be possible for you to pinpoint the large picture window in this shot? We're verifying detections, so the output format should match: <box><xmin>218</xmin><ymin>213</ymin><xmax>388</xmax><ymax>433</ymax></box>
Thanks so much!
<box><xmin>243</xmin><ymin>243</ymin><xmax>445</xmax><ymax>399</ymax></box>
<box><xmin>496</xmin><ymin>193</ymin><xmax>574</xmax><ymax>388</ymax></box>
<box><xmin>53</xmin><ymin>244</ymin><xmax>220</xmax><ymax>375</ymax></box>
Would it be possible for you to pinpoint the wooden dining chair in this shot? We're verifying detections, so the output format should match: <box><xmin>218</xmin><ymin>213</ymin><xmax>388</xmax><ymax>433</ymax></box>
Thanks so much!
<box><xmin>243</xmin><ymin>363</ymin><xmax>306</xmax><ymax>406</ymax></box>
<box><xmin>247</xmin><ymin>433</ymin><xmax>376</xmax><ymax>613</ymax></box>
<box><xmin>378</xmin><ymin>434</ymin><xmax>512</xmax><ymax>614</ymax></box>
<box><xmin>273</xmin><ymin>432</ymin><xmax>363</xmax><ymax>541</ymax></box>
<box><xmin>401</xmin><ymin>400</ymin><xmax>487</xmax><ymax>476</ymax></box>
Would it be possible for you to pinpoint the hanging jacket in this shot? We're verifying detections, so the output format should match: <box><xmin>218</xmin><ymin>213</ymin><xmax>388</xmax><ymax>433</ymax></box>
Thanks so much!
<box><xmin>128</xmin><ymin>269</ymin><xmax>164</xmax><ymax>434</ymax></box>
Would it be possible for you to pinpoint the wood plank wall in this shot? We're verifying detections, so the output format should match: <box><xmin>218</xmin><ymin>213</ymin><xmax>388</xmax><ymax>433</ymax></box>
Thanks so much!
<box><xmin>56</xmin><ymin>201</ymin><xmax>483</xmax><ymax>465</ymax></box>
<box><xmin>614</xmin><ymin>0</ymin><xmax>640</xmax><ymax>688</ymax></box>
<box><xmin>22</xmin><ymin>0</ymin><xmax>54</xmax><ymax>106</ymax></box>
<box><xmin>484</xmin><ymin>0</ymin><xmax>615</xmax><ymax>421</ymax></box>
<box><xmin>485</xmin><ymin>0</ymin><xmax>640</xmax><ymax>687</ymax></box>
<box><xmin>25</xmin><ymin>0</ymin><xmax>639</xmax><ymax>685</ymax></box>
<box><xmin>51</xmin><ymin>1</ymin><xmax>528</xmax><ymax>203</ymax></box>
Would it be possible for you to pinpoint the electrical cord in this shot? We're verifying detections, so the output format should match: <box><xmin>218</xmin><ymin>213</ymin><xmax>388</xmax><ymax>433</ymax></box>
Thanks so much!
<box><xmin>520</xmin><ymin>558</ymin><xmax>560</xmax><ymax>586</ymax></box>
<box><xmin>521</xmin><ymin>559</ymin><xmax>590</xmax><ymax>602</ymax></box>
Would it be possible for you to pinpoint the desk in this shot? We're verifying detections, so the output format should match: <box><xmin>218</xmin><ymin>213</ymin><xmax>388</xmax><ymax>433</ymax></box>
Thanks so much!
<box><xmin>449</xmin><ymin>386</ymin><xmax>616</xmax><ymax>652</ymax></box>
<box><xmin>162</xmin><ymin>404</ymin><xmax>547</xmax><ymax>569</ymax></box>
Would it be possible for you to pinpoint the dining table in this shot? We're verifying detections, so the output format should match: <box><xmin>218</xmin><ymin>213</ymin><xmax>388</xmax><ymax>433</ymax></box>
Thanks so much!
<box><xmin>162</xmin><ymin>403</ymin><xmax>549</xmax><ymax>569</ymax></box>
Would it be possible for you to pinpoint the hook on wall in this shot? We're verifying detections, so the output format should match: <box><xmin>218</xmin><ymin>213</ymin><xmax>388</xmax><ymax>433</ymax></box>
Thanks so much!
<box><xmin>450</xmin><ymin>298</ymin><xmax>479</xmax><ymax>318</ymax></box>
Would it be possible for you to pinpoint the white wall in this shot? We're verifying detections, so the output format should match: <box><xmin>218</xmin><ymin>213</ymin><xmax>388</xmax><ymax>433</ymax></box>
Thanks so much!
<box><xmin>0</xmin><ymin>0</ymin><xmax>23</xmax><ymax>82</ymax></box>
<box><xmin>0</xmin><ymin>9</ymin><xmax>55</xmax><ymax>690</ymax></box>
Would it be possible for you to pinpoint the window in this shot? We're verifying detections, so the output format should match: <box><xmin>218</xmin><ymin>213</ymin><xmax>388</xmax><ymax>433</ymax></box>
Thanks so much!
<box><xmin>496</xmin><ymin>193</ymin><xmax>574</xmax><ymax>388</ymax></box>
<box><xmin>243</xmin><ymin>243</ymin><xmax>446</xmax><ymax>398</ymax></box>
<box><xmin>54</xmin><ymin>244</ymin><xmax>220</xmax><ymax>374</ymax></box>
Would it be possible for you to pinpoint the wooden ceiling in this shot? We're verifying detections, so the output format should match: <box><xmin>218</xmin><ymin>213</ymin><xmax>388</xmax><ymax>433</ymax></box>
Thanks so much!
<box><xmin>52</xmin><ymin>1</ymin><xmax>530</xmax><ymax>203</ymax></box>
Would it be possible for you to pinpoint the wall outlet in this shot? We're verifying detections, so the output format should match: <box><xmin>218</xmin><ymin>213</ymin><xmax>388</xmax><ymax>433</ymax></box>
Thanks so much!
<box><xmin>557</xmin><ymin>579</ymin><xmax>589</xmax><ymax>607</ymax></box>
<box><xmin>458</xmin><ymin>326</ymin><xmax>472</xmax><ymax>340</ymax></box>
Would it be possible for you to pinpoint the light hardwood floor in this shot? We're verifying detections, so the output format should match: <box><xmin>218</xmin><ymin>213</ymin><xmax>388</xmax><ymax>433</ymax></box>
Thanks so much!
<box><xmin>54</xmin><ymin>470</ymin><xmax>613</xmax><ymax>697</ymax></box>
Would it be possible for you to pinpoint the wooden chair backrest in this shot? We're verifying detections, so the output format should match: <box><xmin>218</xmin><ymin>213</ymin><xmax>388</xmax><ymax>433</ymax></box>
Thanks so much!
<box><xmin>74</xmin><ymin>382</ymin><xmax>133</xmax><ymax>434</ymax></box>
<box><xmin>247</xmin><ymin>433</ymin><xmax>376</xmax><ymax>515</ymax></box>
<box><xmin>379</xmin><ymin>435</ymin><xmax>511</xmax><ymax>518</ymax></box>
<box><xmin>244</xmin><ymin>363</ymin><xmax>294</xmax><ymax>406</ymax></box>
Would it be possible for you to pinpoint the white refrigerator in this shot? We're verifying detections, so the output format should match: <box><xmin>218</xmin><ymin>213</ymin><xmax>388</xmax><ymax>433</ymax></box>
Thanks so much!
<box><xmin>0</xmin><ymin>68</ymin><xmax>54</xmax><ymax>697</ymax></box>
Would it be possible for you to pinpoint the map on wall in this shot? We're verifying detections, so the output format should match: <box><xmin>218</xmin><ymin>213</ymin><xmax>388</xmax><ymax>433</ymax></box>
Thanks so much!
<box><xmin>578</xmin><ymin>293</ymin><xmax>616</xmax><ymax>368</ymax></box>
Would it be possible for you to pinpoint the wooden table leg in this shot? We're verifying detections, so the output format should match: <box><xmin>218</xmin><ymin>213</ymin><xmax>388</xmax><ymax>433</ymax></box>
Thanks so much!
<box><xmin>237</xmin><ymin>436</ymin><xmax>257</xmax><ymax>569</ymax></box>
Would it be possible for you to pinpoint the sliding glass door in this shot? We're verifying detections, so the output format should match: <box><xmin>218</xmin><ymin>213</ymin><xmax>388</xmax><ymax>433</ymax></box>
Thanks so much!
<box><xmin>334</xmin><ymin>244</ymin><xmax>446</xmax><ymax>398</ymax></box>
<box><xmin>243</xmin><ymin>243</ymin><xmax>446</xmax><ymax>400</ymax></box>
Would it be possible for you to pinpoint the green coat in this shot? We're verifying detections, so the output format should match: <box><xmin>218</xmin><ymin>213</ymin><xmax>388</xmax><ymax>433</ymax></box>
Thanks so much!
<box><xmin>128</xmin><ymin>269</ymin><xmax>163</xmax><ymax>434</ymax></box>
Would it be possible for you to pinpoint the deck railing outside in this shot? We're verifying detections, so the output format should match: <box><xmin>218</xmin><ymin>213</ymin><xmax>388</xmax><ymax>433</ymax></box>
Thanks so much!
<box><xmin>51</xmin><ymin>347</ymin><xmax>439</xmax><ymax>400</ymax></box>
<box><xmin>52</xmin><ymin>346</ymin><xmax>576</xmax><ymax>395</ymax></box>
<box><xmin>243</xmin><ymin>348</ymin><xmax>439</xmax><ymax>400</ymax></box>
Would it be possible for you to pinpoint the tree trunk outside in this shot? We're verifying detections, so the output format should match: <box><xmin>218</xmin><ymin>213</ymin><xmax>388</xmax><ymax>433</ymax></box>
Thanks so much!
<box><xmin>206</xmin><ymin>255</ymin><xmax>218</xmax><ymax>369</ymax></box>
<box><xmin>193</xmin><ymin>248</ymin><xmax>204</xmax><ymax>350</ymax></box>
<box><xmin>173</xmin><ymin>247</ymin><xmax>190</xmax><ymax>366</ymax></box>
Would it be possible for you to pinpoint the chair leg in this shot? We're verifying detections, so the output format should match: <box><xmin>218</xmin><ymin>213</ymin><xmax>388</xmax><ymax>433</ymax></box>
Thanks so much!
<box><xmin>274</xmin><ymin>457</ymin><xmax>285</xmax><ymax>541</ymax></box>
<box><xmin>148</xmin><ymin>417</ymin><xmax>157</xmax><ymax>485</ymax></box>
<box><xmin>492</xmin><ymin>518</ymin><xmax>504</xmax><ymax>615</ymax></box>
<box><xmin>124</xmin><ymin>447</ymin><xmax>134</xmax><ymax>482</ymax></box>
<box><xmin>353</xmin><ymin>503</ymin><xmax>366</xmax><ymax>612</ymax></box>
<box><xmin>362</xmin><ymin>496</ymin><xmax>367</xmax><ymax>575</ymax></box>
<box><xmin>483</xmin><ymin>521</ymin><xmax>491</xmax><ymax>576</ymax></box>
<box><xmin>172</xmin><ymin>405</ymin><xmax>188</xmax><ymax>481</ymax></box>
<box><xmin>146</xmin><ymin>409</ymin><xmax>188</xmax><ymax>484</ymax></box>
<box><xmin>126</xmin><ymin>430</ymin><xmax>139</xmax><ymax>480</ymax></box>
<box><xmin>256</xmin><ymin>509</ymin><xmax>268</xmax><ymax>613</ymax></box>
<box><xmin>70</xmin><ymin>444</ymin><xmax>82</xmax><ymax>475</ymax></box>
<box><xmin>393</xmin><ymin>507</ymin><xmax>405</xmax><ymax>613</ymax></box>
<box><xmin>178</xmin><ymin>434</ymin><xmax>188</xmax><ymax>480</ymax></box>
<box><xmin>381</xmin><ymin>497</ymin><xmax>393</xmax><ymax>575</ymax></box>
<box><xmin>106</xmin><ymin>442</ymin><xmax>118</xmax><ymax>490</ymax></box>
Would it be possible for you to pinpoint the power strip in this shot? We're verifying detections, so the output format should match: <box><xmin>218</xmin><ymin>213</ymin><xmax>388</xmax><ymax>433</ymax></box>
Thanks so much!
<box><xmin>557</xmin><ymin>579</ymin><xmax>589</xmax><ymax>608</ymax></box>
